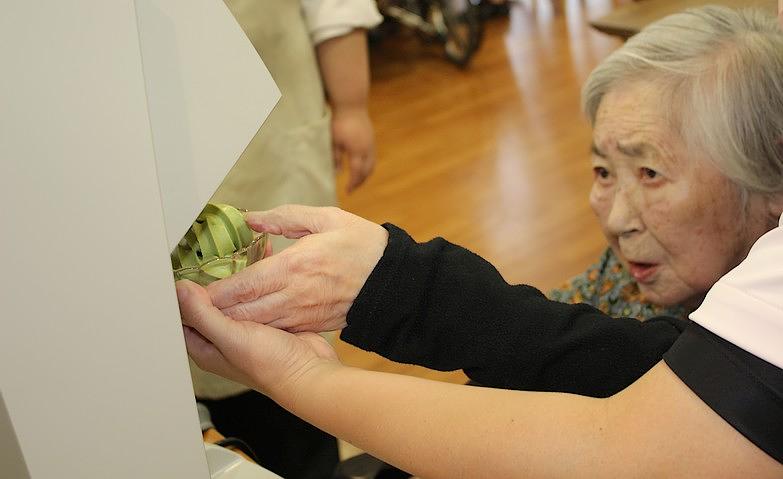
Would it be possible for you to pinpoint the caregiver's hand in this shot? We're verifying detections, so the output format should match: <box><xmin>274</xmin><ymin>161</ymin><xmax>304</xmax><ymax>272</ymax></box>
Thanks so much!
<box><xmin>207</xmin><ymin>205</ymin><xmax>389</xmax><ymax>333</ymax></box>
<box><xmin>177</xmin><ymin>280</ymin><xmax>340</xmax><ymax>401</ymax></box>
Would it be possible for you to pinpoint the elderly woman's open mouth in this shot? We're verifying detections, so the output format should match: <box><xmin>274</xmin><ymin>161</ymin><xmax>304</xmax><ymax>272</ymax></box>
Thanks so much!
<box><xmin>627</xmin><ymin>261</ymin><xmax>659</xmax><ymax>283</ymax></box>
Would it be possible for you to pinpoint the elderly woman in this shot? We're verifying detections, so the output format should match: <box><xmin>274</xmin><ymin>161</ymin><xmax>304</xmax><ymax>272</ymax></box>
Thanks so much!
<box><xmin>549</xmin><ymin>7</ymin><xmax>783</xmax><ymax>320</ymax></box>
<box><xmin>177</xmin><ymin>6</ymin><xmax>783</xmax><ymax>477</ymax></box>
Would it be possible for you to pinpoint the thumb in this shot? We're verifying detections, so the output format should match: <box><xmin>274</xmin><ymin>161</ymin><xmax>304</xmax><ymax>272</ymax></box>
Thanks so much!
<box><xmin>244</xmin><ymin>205</ymin><xmax>343</xmax><ymax>238</ymax></box>
<box><xmin>176</xmin><ymin>280</ymin><xmax>240</xmax><ymax>351</ymax></box>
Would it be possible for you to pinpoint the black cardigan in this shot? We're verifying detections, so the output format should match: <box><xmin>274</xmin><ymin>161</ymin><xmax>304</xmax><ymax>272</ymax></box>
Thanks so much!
<box><xmin>342</xmin><ymin>224</ymin><xmax>687</xmax><ymax>397</ymax></box>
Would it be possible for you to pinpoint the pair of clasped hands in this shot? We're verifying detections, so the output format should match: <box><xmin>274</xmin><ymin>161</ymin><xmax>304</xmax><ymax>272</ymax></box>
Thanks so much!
<box><xmin>176</xmin><ymin>205</ymin><xmax>388</xmax><ymax>403</ymax></box>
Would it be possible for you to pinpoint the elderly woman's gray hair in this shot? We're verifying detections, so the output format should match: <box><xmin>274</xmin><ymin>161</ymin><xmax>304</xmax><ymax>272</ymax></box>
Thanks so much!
<box><xmin>582</xmin><ymin>6</ymin><xmax>783</xmax><ymax>196</ymax></box>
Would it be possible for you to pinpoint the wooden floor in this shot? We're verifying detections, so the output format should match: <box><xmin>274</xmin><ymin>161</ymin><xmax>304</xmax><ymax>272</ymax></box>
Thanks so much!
<box><xmin>333</xmin><ymin>0</ymin><xmax>629</xmax><ymax>384</ymax></box>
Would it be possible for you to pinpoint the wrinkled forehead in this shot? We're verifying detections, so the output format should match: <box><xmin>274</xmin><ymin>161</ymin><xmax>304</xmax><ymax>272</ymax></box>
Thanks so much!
<box><xmin>592</xmin><ymin>82</ymin><xmax>688</xmax><ymax>167</ymax></box>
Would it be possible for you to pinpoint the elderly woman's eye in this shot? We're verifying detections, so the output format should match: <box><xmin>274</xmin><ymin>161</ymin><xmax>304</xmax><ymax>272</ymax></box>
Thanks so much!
<box><xmin>593</xmin><ymin>166</ymin><xmax>610</xmax><ymax>179</ymax></box>
<box><xmin>640</xmin><ymin>167</ymin><xmax>659</xmax><ymax>180</ymax></box>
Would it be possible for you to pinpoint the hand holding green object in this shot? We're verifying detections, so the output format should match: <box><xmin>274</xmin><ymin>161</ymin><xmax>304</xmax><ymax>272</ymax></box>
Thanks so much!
<box><xmin>171</xmin><ymin>203</ymin><xmax>267</xmax><ymax>285</ymax></box>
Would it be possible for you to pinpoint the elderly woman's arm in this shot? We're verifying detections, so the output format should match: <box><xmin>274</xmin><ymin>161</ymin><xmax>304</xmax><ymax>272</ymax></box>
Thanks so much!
<box><xmin>179</xmin><ymin>280</ymin><xmax>783</xmax><ymax>478</ymax></box>
<box><xmin>207</xmin><ymin>206</ymin><xmax>687</xmax><ymax>397</ymax></box>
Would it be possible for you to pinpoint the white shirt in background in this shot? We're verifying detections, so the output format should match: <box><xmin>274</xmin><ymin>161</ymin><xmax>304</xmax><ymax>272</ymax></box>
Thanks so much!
<box><xmin>301</xmin><ymin>0</ymin><xmax>383</xmax><ymax>44</ymax></box>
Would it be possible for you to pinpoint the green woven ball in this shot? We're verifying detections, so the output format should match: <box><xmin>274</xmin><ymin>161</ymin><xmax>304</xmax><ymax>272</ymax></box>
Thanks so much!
<box><xmin>171</xmin><ymin>203</ymin><xmax>261</xmax><ymax>285</ymax></box>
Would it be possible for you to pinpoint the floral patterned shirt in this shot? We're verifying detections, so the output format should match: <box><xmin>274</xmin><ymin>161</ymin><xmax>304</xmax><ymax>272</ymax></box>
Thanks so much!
<box><xmin>548</xmin><ymin>247</ymin><xmax>689</xmax><ymax>321</ymax></box>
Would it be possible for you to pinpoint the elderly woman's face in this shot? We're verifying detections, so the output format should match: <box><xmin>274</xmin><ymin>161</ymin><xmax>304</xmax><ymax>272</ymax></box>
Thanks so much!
<box><xmin>589</xmin><ymin>81</ymin><xmax>770</xmax><ymax>308</ymax></box>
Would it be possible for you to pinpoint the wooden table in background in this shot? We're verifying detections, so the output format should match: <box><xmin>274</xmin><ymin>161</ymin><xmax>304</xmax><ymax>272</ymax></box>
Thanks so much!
<box><xmin>590</xmin><ymin>0</ymin><xmax>777</xmax><ymax>39</ymax></box>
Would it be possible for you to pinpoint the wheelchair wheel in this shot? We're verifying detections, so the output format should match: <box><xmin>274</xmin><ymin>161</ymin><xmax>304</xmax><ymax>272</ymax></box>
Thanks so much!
<box><xmin>428</xmin><ymin>0</ymin><xmax>483</xmax><ymax>67</ymax></box>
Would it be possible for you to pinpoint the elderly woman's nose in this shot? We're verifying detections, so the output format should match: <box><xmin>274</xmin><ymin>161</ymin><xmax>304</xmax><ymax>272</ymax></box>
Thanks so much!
<box><xmin>605</xmin><ymin>189</ymin><xmax>642</xmax><ymax>237</ymax></box>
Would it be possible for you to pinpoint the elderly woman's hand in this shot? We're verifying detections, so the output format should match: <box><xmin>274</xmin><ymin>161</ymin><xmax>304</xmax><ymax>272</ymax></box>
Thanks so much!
<box><xmin>206</xmin><ymin>205</ymin><xmax>389</xmax><ymax>334</ymax></box>
<box><xmin>177</xmin><ymin>279</ymin><xmax>340</xmax><ymax>400</ymax></box>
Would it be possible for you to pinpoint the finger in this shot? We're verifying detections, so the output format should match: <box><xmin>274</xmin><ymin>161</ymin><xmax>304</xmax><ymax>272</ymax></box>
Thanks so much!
<box><xmin>182</xmin><ymin>326</ymin><xmax>246</xmax><ymax>383</ymax></box>
<box><xmin>360</xmin><ymin>151</ymin><xmax>376</xmax><ymax>186</ymax></box>
<box><xmin>333</xmin><ymin>143</ymin><xmax>343</xmax><ymax>172</ymax></box>
<box><xmin>347</xmin><ymin>155</ymin><xmax>361</xmax><ymax>193</ymax></box>
<box><xmin>182</xmin><ymin>325</ymin><xmax>223</xmax><ymax>368</ymax></box>
<box><xmin>220</xmin><ymin>290</ymin><xmax>291</xmax><ymax>325</ymax></box>
<box><xmin>347</xmin><ymin>153</ymin><xmax>372</xmax><ymax>192</ymax></box>
<box><xmin>263</xmin><ymin>237</ymin><xmax>273</xmax><ymax>258</ymax></box>
<box><xmin>365</xmin><ymin>148</ymin><xmax>377</xmax><ymax>179</ymax></box>
<box><xmin>206</xmin><ymin>257</ymin><xmax>286</xmax><ymax>309</ymax></box>
<box><xmin>176</xmin><ymin>280</ymin><xmax>241</xmax><ymax>349</ymax></box>
<box><xmin>244</xmin><ymin>204</ymin><xmax>342</xmax><ymax>237</ymax></box>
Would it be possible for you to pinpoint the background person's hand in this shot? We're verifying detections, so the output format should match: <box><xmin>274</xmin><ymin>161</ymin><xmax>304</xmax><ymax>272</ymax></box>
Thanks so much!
<box><xmin>331</xmin><ymin>106</ymin><xmax>376</xmax><ymax>193</ymax></box>
<box><xmin>206</xmin><ymin>205</ymin><xmax>389</xmax><ymax>334</ymax></box>
<box><xmin>177</xmin><ymin>280</ymin><xmax>339</xmax><ymax>401</ymax></box>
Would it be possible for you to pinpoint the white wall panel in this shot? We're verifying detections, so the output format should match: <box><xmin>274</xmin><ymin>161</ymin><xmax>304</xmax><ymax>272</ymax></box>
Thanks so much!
<box><xmin>0</xmin><ymin>1</ymin><xmax>277</xmax><ymax>477</ymax></box>
<box><xmin>135</xmin><ymin>0</ymin><xmax>279</xmax><ymax>250</ymax></box>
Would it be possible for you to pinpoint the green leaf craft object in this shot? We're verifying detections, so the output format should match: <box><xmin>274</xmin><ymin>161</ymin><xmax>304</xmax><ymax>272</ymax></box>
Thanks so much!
<box><xmin>171</xmin><ymin>203</ymin><xmax>266</xmax><ymax>285</ymax></box>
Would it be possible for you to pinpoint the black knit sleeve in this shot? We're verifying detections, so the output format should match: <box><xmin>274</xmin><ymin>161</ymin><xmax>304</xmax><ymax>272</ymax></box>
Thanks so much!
<box><xmin>341</xmin><ymin>224</ymin><xmax>688</xmax><ymax>397</ymax></box>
